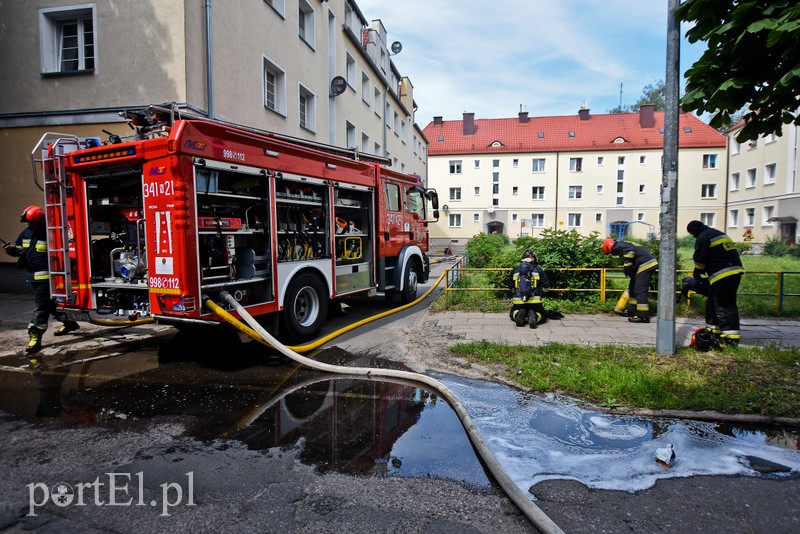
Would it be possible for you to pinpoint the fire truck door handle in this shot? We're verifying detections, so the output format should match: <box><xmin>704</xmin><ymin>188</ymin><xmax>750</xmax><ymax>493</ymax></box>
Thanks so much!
<box><xmin>384</xmin><ymin>232</ymin><xmax>390</xmax><ymax>242</ymax></box>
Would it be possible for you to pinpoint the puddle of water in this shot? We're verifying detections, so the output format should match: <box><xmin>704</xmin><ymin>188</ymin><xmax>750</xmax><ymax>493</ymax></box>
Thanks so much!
<box><xmin>434</xmin><ymin>373</ymin><xmax>800</xmax><ymax>494</ymax></box>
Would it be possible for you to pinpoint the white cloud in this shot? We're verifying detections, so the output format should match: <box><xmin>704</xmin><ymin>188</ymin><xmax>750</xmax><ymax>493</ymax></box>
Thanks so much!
<box><xmin>355</xmin><ymin>0</ymin><xmax>705</xmax><ymax>126</ymax></box>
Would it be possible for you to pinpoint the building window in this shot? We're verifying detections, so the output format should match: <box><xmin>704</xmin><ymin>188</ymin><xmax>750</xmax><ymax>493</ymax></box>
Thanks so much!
<box><xmin>700</xmin><ymin>213</ymin><xmax>716</xmax><ymax>226</ymax></box>
<box><xmin>532</xmin><ymin>158</ymin><xmax>546</xmax><ymax>173</ymax></box>
<box><xmin>763</xmin><ymin>205</ymin><xmax>775</xmax><ymax>225</ymax></box>
<box><xmin>730</xmin><ymin>172</ymin><xmax>740</xmax><ymax>191</ymax></box>
<box><xmin>596</xmin><ymin>213</ymin><xmax>603</xmax><ymax>223</ymax></box>
<box><xmin>597</xmin><ymin>185</ymin><xmax>604</xmax><ymax>195</ymax></box>
<box><xmin>531</xmin><ymin>214</ymin><xmax>544</xmax><ymax>227</ymax></box>
<box><xmin>513</xmin><ymin>159</ymin><xmax>519</xmax><ymax>168</ymax></box>
<box><xmin>373</xmin><ymin>88</ymin><xmax>381</xmax><ymax>116</ymax></box>
<box><xmin>449</xmin><ymin>213</ymin><xmax>462</xmax><ymax>227</ymax></box>
<box><xmin>474</xmin><ymin>159</ymin><xmax>480</xmax><ymax>169</ymax></box>
<box><xmin>531</xmin><ymin>186</ymin><xmax>545</xmax><ymax>200</ymax></box>
<box><xmin>512</xmin><ymin>186</ymin><xmax>519</xmax><ymax>196</ymax></box>
<box><xmin>361</xmin><ymin>72</ymin><xmax>370</xmax><ymax>104</ymax></box>
<box><xmin>766</xmin><ymin>133</ymin><xmax>778</xmax><ymax>144</ymax></box>
<box><xmin>640</xmin><ymin>155</ymin><xmax>646</xmax><ymax>165</ymax></box>
<box><xmin>701</xmin><ymin>183</ymin><xmax>717</xmax><ymax>198</ymax></box>
<box><xmin>361</xmin><ymin>133</ymin><xmax>370</xmax><ymax>153</ymax></box>
<box><xmin>298</xmin><ymin>0</ymin><xmax>315</xmax><ymax>48</ymax></box>
<box><xmin>637</xmin><ymin>212</ymin><xmax>645</xmax><ymax>221</ymax></box>
<box><xmin>639</xmin><ymin>184</ymin><xmax>645</xmax><ymax>194</ymax></box>
<box><xmin>346</xmin><ymin>52</ymin><xmax>355</xmax><ymax>86</ymax></box>
<box><xmin>568</xmin><ymin>185</ymin><xmax>582</xmax><ymax>199</ymax></box>
<box><xmin>618</xmin><ymin>156</ymin><xmax>625</xmax><ymax>165</ymax></box>
<box><xmin>746</xmin><ymin>168</ymin><xmax>756</xmax><ymax>188</ymax></box>
<box><xmin>745</xmin><ymin>208</ymin><xmax>755</xmax><ymax>226</ymax></box>
<box><xmin>492</xmin><ymin>198</ymin><xmax>499</xmax><ymax>206</ymax></box>
<box><xmin>729</xmin><ymin>209</ymin><xmax>739</xmax><ymax>227</ymax></box>
<box><xmin>730</xmin><ymin>138</ymin><xmax>740</xmax><ymax>155</ymax></box>
<box><xmin>449</xmin><ymin>187</ymin><xmax>462</xmax><ymax>201</ymax></box>
<box><xmin>568</xmin><ymin>213</ymin><xmax>582</xmax><ymax>227</ymax></box>
<box><xmin>617</xmin><ymin>169</ymin><xmax>625</xmax><ymax>181</ymax></box>
<box><xmin>747</xmin><ymin>139</ymin><xmax>758</xmax><ymax>149</ymax></box>
<box><xmin>493</xmin><ymin>159</ymin><xmax>500</xmax><ymax>168</ymax></box>
<box><xmin>263</xmin><ymin>57</ymin><xmax>286</xmax><ymax>115</ymax></box>
<box><xmin>474</xmin><ymin>186</ymin><xmax>480</xmax><ymax>196</ymax></box>
<box><xmin>512</xmin><ymin>213</ymin><xmax>518</xmax><ymax>223</ymax></box>
<box><xmin>492</xmin><ymin>183</ymin><xmax>499</xmax><ymax>195</ymax></box>
<box><xmin>449</xmin><ymin>160</ymin><xmax>462</xmax><ymax>174</ymax></box>
<box><xmin>374</xmin><ymin>142</ymin><xmax>381</xmax><ymax>155</ymax></box>
<box><xmin>570</xmin><ymin>158</ymin><xmax>583</xmax><ymax>172</ymax></box>
<box><xmin>40</xmin><ymin>5</ymin><xmax>97</xmax><ymax>74</ymax></box>
<box><xmin>764</xmin><ymin>163</ymin><xmax>777</xmax><ymax>185</ymax></box>
<box><xmin>493</xmin><ymin>172</ymin><xmax>500</xmax><ymax>183</ymax></box>
<box><xmin>345</xmin><ymin>121</ymin><xmax>356</xmax><ymax>149</ymax></box>
<box><xmin>298</xmin><ymin>84</ymin><xmax>316</xmax><ymax>131</ymax></box>
<box><xmin>702</xmin><ymin>154</ymin><xmax>718</xmax><ymax>169</ymax></box>
<box><xmin>597</xmin><ymin>156</ymin><xmax>604</xmax><ymax>165</ymax></box>
<box><xmin>473</xmin><ymin>213</ymin><xmax>480</xmax><ymax>223</ymax></box>
<box><xmin>264</xmin><ymin>0</ymin><xmax>286</xmax><ymax>16</ymax></box>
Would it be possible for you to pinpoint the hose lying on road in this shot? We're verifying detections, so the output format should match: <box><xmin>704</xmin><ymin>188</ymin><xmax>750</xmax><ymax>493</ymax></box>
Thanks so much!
<box><xmin>205</xmin><ymin>289</ymin><xmax>564</xmax><ymax>534</ymax></box>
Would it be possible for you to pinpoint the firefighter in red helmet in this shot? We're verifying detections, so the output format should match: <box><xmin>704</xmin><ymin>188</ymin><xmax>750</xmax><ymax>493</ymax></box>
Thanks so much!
<box><xmin>3</xmin><ymin>206</ymin><xmax>79</xmax><ymax>363</ymax></box>
<box><xmin>602</xmin><ymin>238</ymin><xmax>658</xmax><ymax>323</ymax></box>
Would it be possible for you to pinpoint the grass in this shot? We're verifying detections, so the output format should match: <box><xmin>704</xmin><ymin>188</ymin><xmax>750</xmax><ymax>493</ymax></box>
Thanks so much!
<box><xmin>450</xmin><ymin>341</ymin><xmax>800</xmax><ymax>417</ymax></box>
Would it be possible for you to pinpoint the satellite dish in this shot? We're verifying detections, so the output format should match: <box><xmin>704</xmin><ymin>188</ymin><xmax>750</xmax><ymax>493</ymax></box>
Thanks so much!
<box><xmin>390</xmin><ymin>41</ymin><xmax>403</xmax><ymax>55</ymax></box>
<box><xmin>487</xmin><ymin>206</ymin><xmax>495</xmax><ymax>214</ymax></box>
<box><xmin>442</xmin><ymin>204</ymin><xmax>449</xmax><ymax>212</ymax></box>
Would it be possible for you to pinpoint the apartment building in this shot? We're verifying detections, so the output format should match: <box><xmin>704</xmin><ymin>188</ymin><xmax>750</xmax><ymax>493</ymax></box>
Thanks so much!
<box><xmin>423</xmin><ymin>107</ymin><xmax>726</xmax><ymax>245</ymax></box>
<box><xmin>725</xmin><ymin>122</ymin><xmax>799</xmax><ymax>245</ymax></box>
<box><xmin>0</xmin><ymin>0</ymin><xmax>428</xmax><ymax>256</ymax></box>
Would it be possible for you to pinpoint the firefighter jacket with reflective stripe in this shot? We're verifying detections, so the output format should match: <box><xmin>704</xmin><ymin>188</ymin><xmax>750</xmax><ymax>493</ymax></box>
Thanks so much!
<box><xmin>14</xmin><ymin>226</ymin><xmax>49</xmax><ymax>281</ymax></box>
<box><xmin>610</xmin><ymin>241</ymin><xmax>658</xmax><ymax>275</ymax></box>
<box><xmin>508</xmin><ymin>260</ymin><xmax>550</xmax><ymax>305</ymax></box>
<box><xmin>693</xmin><ymin>227</ymin><xmax>744</xmax><ymax>285</ymax></box>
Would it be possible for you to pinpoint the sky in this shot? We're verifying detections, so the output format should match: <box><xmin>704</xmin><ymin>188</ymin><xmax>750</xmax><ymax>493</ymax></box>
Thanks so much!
<box><xmin>354</xmin><ymin>0</ymin><xmax>707</xmax><ymax>128</ymax></box>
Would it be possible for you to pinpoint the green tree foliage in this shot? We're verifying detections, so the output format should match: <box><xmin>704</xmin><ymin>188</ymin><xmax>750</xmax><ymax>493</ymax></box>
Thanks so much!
<box><xmin>607</xmin><ymin>80</ymin><xmax>666</xmax><ymax>113</ymax></box>
<box><xmin>464</xmin><ymin>233</ymin><xmax>509</xmax><ymax>268</ymax></box>
<box><xmin>676</xmin><ymin>1</ymin><xmax>800</xmax><ymax>141</ymax></box>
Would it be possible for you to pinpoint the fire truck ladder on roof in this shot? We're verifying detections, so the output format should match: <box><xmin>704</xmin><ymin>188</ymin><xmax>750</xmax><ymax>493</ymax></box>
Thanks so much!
<box><xmin>31</xmin><ymin>133</ymin><xmax>82</xmax><ymax>302</ymax></box>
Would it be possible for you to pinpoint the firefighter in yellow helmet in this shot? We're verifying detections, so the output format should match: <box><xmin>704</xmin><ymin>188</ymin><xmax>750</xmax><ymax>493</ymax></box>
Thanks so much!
<box><xmin>602</xmin><ymin>238</ymin><xmax>658</xmax><ymax>323</ymax></box>
<box><xmin>2</xmin><ymin>206</ymin><xmax>79</xmax><ymax>362</ymax></box>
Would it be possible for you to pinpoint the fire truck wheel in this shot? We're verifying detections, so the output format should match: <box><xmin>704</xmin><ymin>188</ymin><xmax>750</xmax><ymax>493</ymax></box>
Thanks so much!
<box><xmin>281</xmin><ymin>272</ymin><xmax>328</xmax><ymax>342</ymax></box>
<box><xmin>399</xmin><ymin>260</ymin><xmax>419</xmax><ymax>304</ymax></box>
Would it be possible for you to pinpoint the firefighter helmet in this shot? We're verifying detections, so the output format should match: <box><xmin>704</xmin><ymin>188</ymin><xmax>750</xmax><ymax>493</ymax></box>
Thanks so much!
<box><xmin>522</xmin><ymin>249</ymin><xmax>538</xmax><ymax>265</ymax></box>
<box><xmin>691</xmin><ymin>328</ymin><xmax>716</xmax><ymax>351</ymax></box>
<box><xmin>601</xmin><ymin>238</ymin><xmax>615</xmax><ymax>255</ymax></box>
<box><xmin>20</xmin><ymin>205</ymin><xmax>45</xmax><ymax>224</ymax></box>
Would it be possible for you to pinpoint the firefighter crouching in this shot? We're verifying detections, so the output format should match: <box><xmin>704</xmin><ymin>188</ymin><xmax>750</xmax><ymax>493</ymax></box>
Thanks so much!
<box><xmin>508</xmin><ymin>250</ymin><xmax>550</xmax><ymax>329</ymax></box>
<box><xmin>686</xmin><ymin>220</ymin><xmax>744</xmax><ymax>348</ymax></box>
<box><xmin>2</xmin><ymin>206</ymin><xmax>79</xmax><ymax>361</ymax></box>
<box><xmin>602</xmin><ymin>238</ymin><xmax>658</xmax><ymax>323</ymax></box>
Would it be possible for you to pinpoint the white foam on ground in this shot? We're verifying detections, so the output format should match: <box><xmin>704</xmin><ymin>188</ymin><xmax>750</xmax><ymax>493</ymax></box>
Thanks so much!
<box><xmin>436</xmin><ymin>374</ymin><xmax>800</xmax><ymax>494</ymax></box>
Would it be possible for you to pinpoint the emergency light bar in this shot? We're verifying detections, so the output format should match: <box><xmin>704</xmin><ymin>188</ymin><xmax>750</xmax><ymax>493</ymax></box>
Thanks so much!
<box><xmin>73</xmin><ymin>147</ymin><xmax>136</xmax><ymax>163</ymax></box>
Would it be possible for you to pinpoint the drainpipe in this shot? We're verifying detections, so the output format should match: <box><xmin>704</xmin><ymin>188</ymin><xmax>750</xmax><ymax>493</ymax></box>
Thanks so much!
<box><xmin>554</xmin><ymin>153</ymin><xmax>559</xmax><ymax>229</ymax></box>
<box><xmin>205</xmin><ymin>0</ymin><xmax>214</xmax><ymax>118</ymax></box>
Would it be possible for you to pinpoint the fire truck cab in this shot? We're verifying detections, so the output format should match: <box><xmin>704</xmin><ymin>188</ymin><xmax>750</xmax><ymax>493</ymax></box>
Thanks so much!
<box><xmin>32</xmin><ymin>105</ymin><xmax>439</xmax><ymax>343</ymax></box>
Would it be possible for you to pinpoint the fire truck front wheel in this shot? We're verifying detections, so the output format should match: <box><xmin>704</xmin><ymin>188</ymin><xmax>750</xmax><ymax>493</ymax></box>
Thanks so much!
<box><xmin>399</xmin><ymin>259</ymin><xmax>420</xmax><ymax>304</ymax></box>
<box><xmin>281</xmin><ymin>272</ymin><xmax>328</xmax><ymax>342</ymax></box>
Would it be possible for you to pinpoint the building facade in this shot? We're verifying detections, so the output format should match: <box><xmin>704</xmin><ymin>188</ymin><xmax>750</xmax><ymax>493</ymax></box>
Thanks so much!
<box><xmin>725</xmin><ymin>122</ymin><xmax>799</xmax><ymax>246</ymax></box>
<box><xmin>0</xmin><ymin>0</ymin><xmax>428</xmax><ymax>260</ymax></box>
<box><xmin>423</xmin><ymin>107</ymin><xmax>727</xmax><ymax>248</ymax></box>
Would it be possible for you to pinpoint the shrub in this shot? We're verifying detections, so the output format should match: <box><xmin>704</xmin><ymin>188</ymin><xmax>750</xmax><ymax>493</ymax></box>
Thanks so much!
<box><xmin>465</xmin><ymin>233</ymin><xmax>509</xmax><ymax>268</ymax></box>
<box><xmin>789</xmin><ymin>244</ymin><xmax>800</xmax><ymax>259</ymax></box>
<box><xmin>763</xmin><ymin>236</ymin><xmax>790</xmax><ymax>257</ymax></box>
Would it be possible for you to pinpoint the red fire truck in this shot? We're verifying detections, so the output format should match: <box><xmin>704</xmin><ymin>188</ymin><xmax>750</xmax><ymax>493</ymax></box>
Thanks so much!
<box><xmin>32</xmin><ymin>104</ymin><xmax>439</xmax><ymax>342</ymax></box>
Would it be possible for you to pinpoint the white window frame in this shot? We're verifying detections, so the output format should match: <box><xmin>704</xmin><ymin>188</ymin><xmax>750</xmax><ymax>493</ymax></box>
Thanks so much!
<box><xmin>595</xmin><ymin>212</ymin><xmax>603</xmax><ymax>223</ymax></box>
<box><xmin>596</xmin><ymin>185</ymin><xmax>604</xmax><ymax>195</ymax></box>
<box><xmin>701</xmin><ymin>183</ymin><xmax>717</xmax><ymax>199</ymax></box>
<box><xmin>361</xmin><ymin>133</ymin><xmax>370</xmax><ymax>153</ymax></box>
<box><xmin>449</xmin><ymin>213</ymin><xmax>462</xmax><ymax>228</ymax></box>
<box><xmin>298</xmin><ymin>83</ymin><xmax>316</xmax><ymax>132</ymax></box>
<box><xmin>264</xmin><ymin>0</ymin><xmax>286</xmax><ymax>17</ymax></box>
<box><xmin>568</xmin><ymin>185</ymin><xmax>583</xmax><ymax>200</ymax></box>
<box><xmin>345</xmin><ymin>121</ymin><xmax>356</xmax><ymax>150</ymax></box>
<box><xmin>746</xmin><ymin>168</ymin><xmax>757</xmax><ymax>188</ymax></box>
<box><xmin>762</xmin><ymin>205</ymin><xmax>775</xmax><ymax>225</ymax></box>
<box><xmin>361</xmin><ymin>72</ymin><xmax>370</xmax><ymax>105</ymax></box>
<box><xmin>764</xmin><ymin>163</ymin><xmax>777</xmax><ymax>185</ymax></box>
<box><xmin>474</xmin><ymin>159</ymin><xmax>481</xmax><ymax>169</ymax></box>
<box><xmin>597</xmin><ymin>156</ymin><xmax>604</xmax><ymax>166</ymax></box>
<box><xmin>745</xmin><ymin>207</ymin><xmax>755</xmax><ymax>226</ymax></box>
<box><xmin>700</xmin><ymin>212</ymin><xmax>716</xmax><ymax>227</ymax></box>
<box><xmin>39</xmin><ymin>4</ymin><xmax>97</xmax><ymax>75</ymax></box>
<box><xmin>513</xmin><ymin>159</ymin><xmax>519</xmax><ymax>168</ymax></box>
<box><xmin>512</xmin><ymin>186</ymin><xmax>519</xmax><ymax>196</ymax></box>
<box><xmin>702</xmin><ymin>154</ymin><xmax>718</xmax><ymax>169</ymax></box>
<box><xmin>346</xmin><ymin>52</ymin><xmax>355</xmax><ymax>87</ymax></box>
<box><xmin>473</xmin><ymin>213</ymin><xmax>480</xmax><ymax>223</ymax></box>
<box><xmin>729</xmin><ymin>209</ymin><xmax>739</xmax><ymax>228</ymax></box>
<box><xmin>569</xmin><ymin>157</ymin><xmax>583</xmax><ymax>172</ymax></box>
<box><xmin>449</xmin><ymin>187</ymin><xmax>462</xmax><ymax>201</ymax></box>
<box><xmin>512</xmin><ymin>213</ymin><xmax>519</xmax><ymax>223</ymax></box>
<box><xmin>531</xmin><ymin>186</ymin><xmax>545</xmax><ymax>200</ymax></box>
<box><xmin>493</xmin><ymin>159</ymin><xmax>500</xmax><ymax>168</ymax></box>
<box><xmin>730</xmin><ymin>172</ymin><xmax>740</xmax><ymax>191</ymax></box>
<box><xmin>298</xmin><ymin>0</ymin><xmax>315</xmax><ymax>48</ymax></box>
<box><xmin>530</xmin><ymin>213</ymin><xmax>545</xmax><ymax>228</ymax></box>
<box><xmin>373</xmin><ymin>88</ymin><xmax>382</xmax><ymax>117</ymax></box>
<box><xmin>449</xmin><ymin>160</ymin><xmax>462</xmax><ymax>174</ymax></box>
<box><xmin>638</xmin><ymin>184</ymin><xmax>645</xmax><ymax>194</ymax></box>
<box><xmin>532</xmin><ymin>158</ymin><xmax>546</xmax><ymax>173</ymax></box>
<box><xmin>639</xmin><ymin>155</ymin><xmax>646</xmax><ymax>165</ymax></box>
<box><xmin>568</xmin><ymin>213</ymin><xmax>582</xmax><ymax>227</ymax></box>
<box><xmin>263</xmin><ymin>56</ymin><xmax>287</xmax><ymax>116</ymax></box>
<box><xmin>474</xmin><ymin>186</ymin><xmax>480</xmax><ymax>196</ymax></box>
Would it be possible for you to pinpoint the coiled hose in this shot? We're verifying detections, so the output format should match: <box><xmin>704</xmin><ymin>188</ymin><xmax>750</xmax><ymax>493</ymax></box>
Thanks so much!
<box><xmin>205</xmin><ymin>287</ymin><xmax>564</xmax><ymax>533</ymax></box>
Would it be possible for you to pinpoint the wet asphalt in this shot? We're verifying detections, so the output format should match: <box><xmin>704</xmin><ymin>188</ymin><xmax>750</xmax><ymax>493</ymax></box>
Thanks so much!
<box><xmin>0</xmin><ymin>261</ymin><xmax>799</xmax><ymax>532</ymax></box>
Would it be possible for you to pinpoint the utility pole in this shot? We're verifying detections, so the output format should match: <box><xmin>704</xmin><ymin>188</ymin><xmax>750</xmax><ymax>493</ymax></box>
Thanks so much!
<box><xmin>657</xmin><ymin>0</ymin><xmax>681</xmax><ymax>355</ymax></box>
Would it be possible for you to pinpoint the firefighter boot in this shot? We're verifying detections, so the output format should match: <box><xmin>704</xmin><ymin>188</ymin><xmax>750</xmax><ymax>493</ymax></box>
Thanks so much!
<box><xmin>514</xmin><ymin>309</ymin><xmax>527</xmax><ymax>327</ymax></box>
<box><xmin>529</xmin><ymin>311</ymin><xmax>539</xmax><ymax>329</ymax></box>
<box><xmin>628</xmin><ymin>316</ymin><xmax>650</xmax><ymax>324</ymax></box>
<box><xmin>26</xmin><ymin>326</ymin><xmax>45</xmax><ymax>354</ymax></box>
<box><xmin>54</xmin><ymin>321</ymin><xmax>80</xmax><ymax>336</ymax></box>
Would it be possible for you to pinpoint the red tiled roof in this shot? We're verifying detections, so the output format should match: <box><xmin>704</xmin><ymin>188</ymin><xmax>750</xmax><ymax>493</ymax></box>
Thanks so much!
<box><xmin>423</xmin><ymin>110</ymin><xmax>725</xmax><ymax>155</ymax></box>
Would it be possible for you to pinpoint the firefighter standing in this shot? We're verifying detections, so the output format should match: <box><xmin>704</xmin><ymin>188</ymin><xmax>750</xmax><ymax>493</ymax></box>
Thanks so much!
<box><xmin>508</xmin><ymin>250</ymin><xmax>550</xmax><ymax>329</ymax></box>
<box><xmin>3</xmin><ymin>205</ymin><xmax>79</xmax><ymax>359</ymax></box>
<box><xmin>686</xmin><ymin>220</ymin><xmax>744</xmax><ymax>347</ymax></box>
<box><xmin>602</xmin><ymin>238</ymin><xmax>658</xmax><ymax>323</ymax></box>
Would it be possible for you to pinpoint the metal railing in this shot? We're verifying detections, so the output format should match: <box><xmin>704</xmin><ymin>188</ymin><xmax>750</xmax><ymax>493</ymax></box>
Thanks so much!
<box><xmin>442</xmin><ymin>266</ymin><xmax>800</xmax><ymax>313</ymax></box>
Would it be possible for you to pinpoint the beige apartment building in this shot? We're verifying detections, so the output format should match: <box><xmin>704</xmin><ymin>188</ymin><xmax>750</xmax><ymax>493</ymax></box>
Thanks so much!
<box><xmin>423</xmin><ymin>107</ymin><xmax>727</xmax><ymax>248</ymax></box>
<box><xmin>0</xmin><ymin>0</ymin><xmax>428</xmax><ymax>260</ymax></box>
<box><xmin>725</xmin><ymin>122</ymin><xmax>799</xmax><ymax>246</ymax></box>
